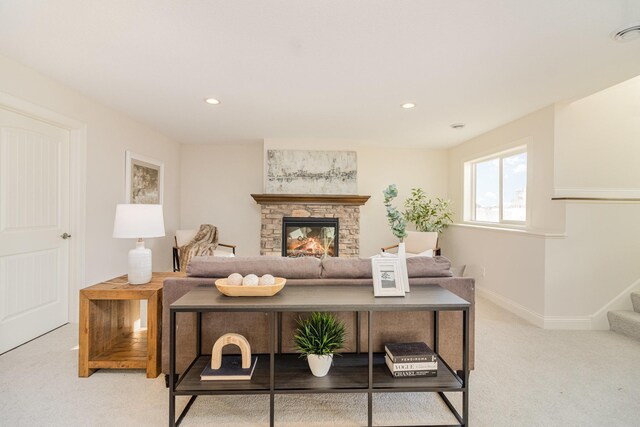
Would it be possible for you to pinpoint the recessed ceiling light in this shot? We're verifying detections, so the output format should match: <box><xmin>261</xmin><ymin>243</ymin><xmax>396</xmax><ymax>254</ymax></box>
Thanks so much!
<box><xmin>401</xmin><ymin>103</ymin><xmax>416</xmax><ymax>109</ymax></box>
<box><xmin>451</xmin><ymin>123</ymin><xmax>465</xmax><ymax>129</ymax></box>
<box><xmin>612</xmin><ymin>25</ymin><xmax>640</xmax><ymax>42</ymax></box>
<box><xmin>204</xmin><ymin>98</ymin><xmax>221</xmax><ymax>105</ymax></box>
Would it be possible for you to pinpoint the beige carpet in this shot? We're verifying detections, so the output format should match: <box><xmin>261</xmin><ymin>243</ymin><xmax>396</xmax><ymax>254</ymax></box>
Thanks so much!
<box><xmin>1</xmin><ymin>295</ymin><xmax>639</xmax><ymax>426</ymax></box>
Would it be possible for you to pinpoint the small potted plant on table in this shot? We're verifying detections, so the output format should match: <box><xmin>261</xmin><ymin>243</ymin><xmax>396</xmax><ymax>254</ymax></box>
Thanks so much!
<box><xmin>293</xmin><ymin>312</ymin><xmax>346</xmax><ymax>377</ymax></box>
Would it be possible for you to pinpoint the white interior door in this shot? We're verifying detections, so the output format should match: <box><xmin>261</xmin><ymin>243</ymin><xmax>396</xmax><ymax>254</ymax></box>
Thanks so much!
<box><xmin>0</xmin><ymin>108</ymin><xmax>70</xmax><ymax>354</ymax></box>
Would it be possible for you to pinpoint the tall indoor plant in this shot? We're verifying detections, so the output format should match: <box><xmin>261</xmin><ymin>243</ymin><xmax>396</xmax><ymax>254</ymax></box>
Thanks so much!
<box><xmin>293</xmin><ymin>312</ymin><xmax>346</xmax><ymax>377</ymax></box>
<box><xmin>403</xmin><ymin>188</ymin><xmax>453</xmax><ymax>249</ymax></box>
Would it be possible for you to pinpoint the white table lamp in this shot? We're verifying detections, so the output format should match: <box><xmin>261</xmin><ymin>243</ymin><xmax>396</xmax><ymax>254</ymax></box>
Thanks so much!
<box><xmin>113</xmin><ymin>204</ymin><xmax>165</xmax><ymax>285</ymax></box>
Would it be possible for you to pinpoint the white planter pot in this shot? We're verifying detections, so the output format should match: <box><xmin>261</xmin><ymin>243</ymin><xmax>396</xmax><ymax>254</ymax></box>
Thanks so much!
<box><xmin>307</xmin><ymin>354</ymin><xmax>333</xmax><ymax>377</ymax></box>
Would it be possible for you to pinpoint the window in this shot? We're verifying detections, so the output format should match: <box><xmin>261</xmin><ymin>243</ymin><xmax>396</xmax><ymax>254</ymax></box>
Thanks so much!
<box><xmin>466</xmin><ymin>147</ymin><xmax>527</xmax><ymax>225</ymax></box>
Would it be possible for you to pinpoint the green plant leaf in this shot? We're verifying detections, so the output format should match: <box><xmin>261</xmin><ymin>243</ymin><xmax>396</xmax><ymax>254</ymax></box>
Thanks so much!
<box><xmin>403</xmin><ymin>188</ymin><xmax>454</xmax><ymax>233</ymax></box>
<box><xmin>383</xmin><ymin>184</ymin><xmax>407</xmax><ymax>240</ymax></box>
<box><xmin>293</xmin><ymin>312</ymin><xmax>346</xmax><ymax>357</ymax></box>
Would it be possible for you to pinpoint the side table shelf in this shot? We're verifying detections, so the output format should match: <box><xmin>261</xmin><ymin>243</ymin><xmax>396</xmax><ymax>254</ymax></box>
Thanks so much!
<box><xmin>169</xmin><ymin>285</ymin><xmax>470</xmax><ymax>427</ymax></box>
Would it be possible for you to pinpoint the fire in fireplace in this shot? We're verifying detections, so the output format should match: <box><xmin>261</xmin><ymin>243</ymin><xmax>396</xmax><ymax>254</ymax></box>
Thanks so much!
<box><xmin>282</xmin><ymin>217</ymin><xmax>339</xmax><ymax>258</ymax></box>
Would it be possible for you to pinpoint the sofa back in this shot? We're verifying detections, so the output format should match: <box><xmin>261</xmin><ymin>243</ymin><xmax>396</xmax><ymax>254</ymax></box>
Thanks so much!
<box><xmin>187</xmin><ymin>255</ymin><xmax>453</xmax><ymax>279</ymax></box>
<box><xmin>187</xmin><ymin>256</ymin><xmax>322</xmax><ymax>278</ymax></box>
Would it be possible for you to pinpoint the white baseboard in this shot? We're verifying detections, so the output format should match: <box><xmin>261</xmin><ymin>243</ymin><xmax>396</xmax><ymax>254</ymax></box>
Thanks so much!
<box><xmin>477</xmin><ymin>287</ymin><xmax>545</xmax><ymax>328</ymax></box>
<box><xmin>590</xmin><ymin>277</ymin><xmax>640</xmax><ymax>330</ymax></box>
<box><xmin>477</xmin><ymin>287</ymin><xmax>591</xmax><ymax>330</ymax></box>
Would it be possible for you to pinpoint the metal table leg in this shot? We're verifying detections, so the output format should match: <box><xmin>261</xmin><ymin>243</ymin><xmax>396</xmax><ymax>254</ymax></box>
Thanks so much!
<box><xmin>169</xmin><ymin>310</ymin><xmax>176</xmax><ymax>427</ymax></box>
<box><xmin>367</xmin><ymin>310</ymin><xmax>373</xmax><ymax>427</ymax></box>
<box><xmin>270</xmin><ymin>311</ymin><xmax>276</xmax><ymax>427</ymax></box>
<box><xmin>463</xmin><ymin>307</ymin><xmax>469</xmax><ymax>426</ymax></box>
<box><xmin>433</xmin><ymin>311</ymin><xmax>439</xmax><ymax>354</ymax></box>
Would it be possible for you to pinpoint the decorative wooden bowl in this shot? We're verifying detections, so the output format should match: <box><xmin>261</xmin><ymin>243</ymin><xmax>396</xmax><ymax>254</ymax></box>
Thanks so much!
<box><xmin>214</xmin><ymin>277</ymin><xmax>286</xmax><ymax>297</ymax></box>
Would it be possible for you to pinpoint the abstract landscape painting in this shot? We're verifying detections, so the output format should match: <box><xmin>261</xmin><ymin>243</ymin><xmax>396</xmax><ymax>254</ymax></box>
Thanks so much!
<box><xmin>266</xmin><ymin>149</ymin><xmax>357</xmax><ymax>194</ymax></box>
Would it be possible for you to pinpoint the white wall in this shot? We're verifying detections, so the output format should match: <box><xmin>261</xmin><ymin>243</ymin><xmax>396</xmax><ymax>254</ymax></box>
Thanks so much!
<box><xmin>545</xmin><ymin>203</ymin><xmax>640</xmax><ymax>320</ymax></box>
<box><xmin>445</xmin><ymin>225</ymin><xmax>547</xmax><ymax>317</ymax></box>
<box><xmin>445</xmin><ymin>77</ymin><xmax>640</xmax><ymax>329</ymax></box>
<box><xmin>0</xmin><ymin>54</ymin><xmax>181</xmax><ymax>321</ymax></box>
<box><xmin>180</xmin><ymin>139</ymin><xmax>448</xmax><ymax>257</ymax></box>
<box><xmin>554</xmin><ymin>75</ymin><xmax>640</xmax><ymax>197</ymax></box>
<box><xmin>180</xmin><ymin>143</ymin><xmax>263</xmax><ymax>256</ymax></box>
<box><xmin>546</xmin><ymin>75</ymin><xmax>640</xmax><ymax>326</ymax></box>
<box><xmin>443</xmin><ymin>106</ymin><xmax>562</xmax><ymax>324</ymax></box>
<box><xmin>447</xmin><ymin>106</ymin><xmax>563</xmax><ymax>232</ymax></box>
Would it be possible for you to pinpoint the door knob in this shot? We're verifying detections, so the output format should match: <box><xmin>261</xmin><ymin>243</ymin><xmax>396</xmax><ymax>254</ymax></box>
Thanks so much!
<box><xmin>60</xmin><ymin>233</ymin><xmax>71</xmax><ymax>239</ymax></box>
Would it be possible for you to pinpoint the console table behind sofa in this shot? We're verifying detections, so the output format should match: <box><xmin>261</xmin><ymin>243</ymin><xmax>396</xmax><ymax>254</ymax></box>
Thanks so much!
<box><xmin>161</xmin><ymin>256</ymin><xmax>475</xmax><ymax>376</ymax></box>
<box><xmin>169</xmin><ymin>285</ymin><xmax>471</xmax><ymax>427</ymax></box>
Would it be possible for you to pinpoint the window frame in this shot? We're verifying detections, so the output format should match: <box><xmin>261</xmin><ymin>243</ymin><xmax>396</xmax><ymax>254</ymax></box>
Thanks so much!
<box><xmin>465</xmin><ymin>145</ymin><xmax>528</xmax><ymax>227</ymax></box>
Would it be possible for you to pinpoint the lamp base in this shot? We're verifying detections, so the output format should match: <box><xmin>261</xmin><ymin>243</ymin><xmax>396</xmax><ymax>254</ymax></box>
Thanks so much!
<box><xmin>128</xmin><ymin>240</ymin><xmax>152</xmax><ymax>285</ymax></box>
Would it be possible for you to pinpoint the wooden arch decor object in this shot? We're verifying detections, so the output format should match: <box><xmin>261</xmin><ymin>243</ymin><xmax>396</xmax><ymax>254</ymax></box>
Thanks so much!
<box><xmin>211</xmin><ymin>333</ymin><xmax>251</xmax><ymax>369</ymax></box>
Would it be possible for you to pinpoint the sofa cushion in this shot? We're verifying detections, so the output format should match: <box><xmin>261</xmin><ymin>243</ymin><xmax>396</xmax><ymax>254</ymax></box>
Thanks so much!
<box><xmin>406</xmin><ymin>256</ymin><xmax>452</xmax><ymax>277</ymax></box>
<box><xmin>321</xmin><ymin>257</ymin><xmax>372</xmax><ymax>279</ymax></box>
<box><xmin>320</xmin><ymin>256</ymin><xmax>452</xmax><ymax>278</ymax></box>
<box><xmin>187</xmin><ymin>256</ymin><xmax>322</xmax><ymax>279</ymax></box>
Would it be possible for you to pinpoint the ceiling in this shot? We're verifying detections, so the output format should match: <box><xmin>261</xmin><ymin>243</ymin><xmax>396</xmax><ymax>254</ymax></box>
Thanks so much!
<box><xmin>0</xmin><ymin>1</ymin><xmax>639</xmax><ymax>147</ymax></box>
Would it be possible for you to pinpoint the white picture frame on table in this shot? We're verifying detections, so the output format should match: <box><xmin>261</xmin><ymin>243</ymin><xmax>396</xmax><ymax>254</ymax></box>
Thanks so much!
<box><xmin>371</xmin><ymin>257</ymin><xmax>406</xmax><ymax>297</ymax></box>
<box><xmin>125</xmin><ymin>151</ymin><xmax>164</xmax><ymax>204</ymax></box>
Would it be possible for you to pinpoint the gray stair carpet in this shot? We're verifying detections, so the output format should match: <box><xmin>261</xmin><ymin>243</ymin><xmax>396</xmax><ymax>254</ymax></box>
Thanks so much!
<box><xmin>631</xmin><ymin>291</ymin><xmax>640</xmax><ymax>313</ymax></box>
<box><xmin>608</xmin><ymin>310</ymin><xmax>640</xmax><ymax>341</ymax></box>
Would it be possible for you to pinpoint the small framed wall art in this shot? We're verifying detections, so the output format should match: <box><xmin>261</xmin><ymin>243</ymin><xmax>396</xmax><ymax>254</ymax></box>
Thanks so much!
<box><xmin>125</xmin><ymin>151</ymin><xmax>164</xmax><ymax>204</ymax></box>
<box><xmin>371</xmin><ymin>257</ymin><xmax>406</xmax><ymax>297</ymax></box>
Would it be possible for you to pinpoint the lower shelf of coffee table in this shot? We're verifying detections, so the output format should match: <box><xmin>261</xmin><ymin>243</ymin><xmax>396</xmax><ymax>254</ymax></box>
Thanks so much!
<box><xmin>175</xmin><ymin>353</ymin><xmax>462</xmax><ymax>394</ymax></box>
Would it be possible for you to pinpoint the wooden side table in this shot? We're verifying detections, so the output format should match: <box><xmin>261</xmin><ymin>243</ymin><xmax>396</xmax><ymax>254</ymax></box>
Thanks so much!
<box><xmin>78</xmin><ymin>271</ymin><xmax>184</xmax><ymax>378</ymax></box>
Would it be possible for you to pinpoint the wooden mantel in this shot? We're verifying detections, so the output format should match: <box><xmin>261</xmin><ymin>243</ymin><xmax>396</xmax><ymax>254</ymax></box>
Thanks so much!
<box><xmin>251</xmin><ymin>194</ymin><xmax>371</xmax><ymax>206</ymax></box>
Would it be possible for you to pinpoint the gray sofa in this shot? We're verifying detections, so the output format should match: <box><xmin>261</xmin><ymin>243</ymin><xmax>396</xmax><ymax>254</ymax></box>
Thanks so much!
<box><xmin>162</xmin><ymin>256</ymin><xmax>475</xmax><ymax>375</ymax></box>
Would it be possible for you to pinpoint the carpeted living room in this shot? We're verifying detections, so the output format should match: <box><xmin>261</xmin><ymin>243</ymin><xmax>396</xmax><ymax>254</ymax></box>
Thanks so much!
<box><xmin>1</xmin><ymin>2</ymin><xmax>640</xmax><ymax>427</ymax></box>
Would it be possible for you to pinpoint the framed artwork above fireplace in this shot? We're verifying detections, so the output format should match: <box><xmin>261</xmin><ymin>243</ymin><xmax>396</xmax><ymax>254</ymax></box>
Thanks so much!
<box><xmin>282</xmin><ymin>217</ymin><xmax>339</xmax><ymax>258</ymax></box>
<box><xmin>266</xmin><ymin>149</ymin><xmax>357</xmax><ymax>194</ymax></box>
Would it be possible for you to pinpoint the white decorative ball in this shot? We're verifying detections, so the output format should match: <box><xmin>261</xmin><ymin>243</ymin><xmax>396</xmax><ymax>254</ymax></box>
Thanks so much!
<box><xmin>259</xmin><ymin>274</ymin><xmax>276</xmax><ymax>286</ymax></box>
<box><xmin>227</xmin><ymin>273</ymin><xmax>243</xmax><ymax>286</ymax></box>
<box><xmin>242</xmin><ymin>274</ymin><xmax>259</xmax><ymax>286</ymax></box>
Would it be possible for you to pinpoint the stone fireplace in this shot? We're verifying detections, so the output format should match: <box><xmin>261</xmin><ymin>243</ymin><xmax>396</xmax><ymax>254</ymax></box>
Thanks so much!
<box><xmin>251</xmin><ymin>194</ymin><xmax>370</xmax><ymax>257</ymax></box>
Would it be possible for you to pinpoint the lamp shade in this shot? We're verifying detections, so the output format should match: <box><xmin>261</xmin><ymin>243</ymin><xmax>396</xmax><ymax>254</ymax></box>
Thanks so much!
<box><xmin>113</xmin><ymin>204</ymin><xmax>165</xmax><ymax>238</ymax></box>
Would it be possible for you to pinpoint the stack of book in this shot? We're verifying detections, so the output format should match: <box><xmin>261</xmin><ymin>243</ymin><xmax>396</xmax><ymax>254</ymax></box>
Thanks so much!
<box><xmin>384</xmin><ymin>342</ymin><xmax>437</xmax><ymax>378</ymax></box>
<box><xmin>200</xmin><ymin>355</ymin><xmax>258</xmax><ymax>381</ymax></box>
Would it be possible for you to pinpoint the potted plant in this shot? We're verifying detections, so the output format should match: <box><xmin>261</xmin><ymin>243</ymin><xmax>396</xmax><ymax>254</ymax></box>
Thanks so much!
<box><xmin>293</xmin><ymin>312</ymin><xmax>346</xmax><ymax>377</ymax></box>
<box><xmin>403</xmin><ymin>188</ymin><xmax>453</xmax><ymax>249</ymax></box>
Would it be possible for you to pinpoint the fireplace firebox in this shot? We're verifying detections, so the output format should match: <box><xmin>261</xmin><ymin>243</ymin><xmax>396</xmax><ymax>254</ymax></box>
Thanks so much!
<box><xmin>282</xmin><ymin>217</ymin><xmax>339</xmax><ymax>258</ymax></box>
